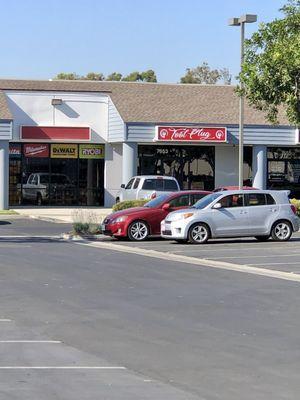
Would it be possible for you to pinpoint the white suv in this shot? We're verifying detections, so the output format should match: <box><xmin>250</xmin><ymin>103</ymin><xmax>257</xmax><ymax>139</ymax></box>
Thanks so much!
<box><xmin>116</xmin><ymin>175</ymin><xmax>180</xmax><ymax>203</ymax></box>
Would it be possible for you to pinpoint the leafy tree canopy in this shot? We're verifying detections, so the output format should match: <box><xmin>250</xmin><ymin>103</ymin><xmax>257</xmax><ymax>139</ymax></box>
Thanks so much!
<box><xmin>239</xmin><ymin>0</ymin><xmax>300</xmax><ymax>126</ymax></box>
<box><xmin>55</xmin><ymin>73</ymin><xmax>79</xmax><ymax>80</ymax></box>
<box><xmin>55</xmin><ymin>69</ymin><xmax>157</xmax><ymax>82</ymax></box>
<box><xmin>106</xmin><ymin>72</ymin><xmax>123</xmax><ymax>81</ymax></box>
<box><xmin>122</xmin><ymin>69</ymin><xmax>157</xmax><ymax>82</ymax></box>
<box><xmin>54</xmin><ymin>72</ymin><xmax>104</xmax><ymax>80</ymax></box>
<box><xmin>180</xmin><ymin>62</ymin><xmax>231</xmax><ymax>85</ymax></box>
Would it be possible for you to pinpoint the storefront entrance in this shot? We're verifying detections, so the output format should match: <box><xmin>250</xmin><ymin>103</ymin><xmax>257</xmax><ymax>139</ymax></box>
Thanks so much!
<box><xmin>138</xmin><ymin>145</ymin><xmax>215</xmax><ymax>190</ymax></box>
<box><xmin>9</xmin><ymin>143</ymin><xmax>105</xmax><ymax>206</ymax></box>
<box><xmin>267</xmin><ymin>147</ymin><xmax>300</xmax><ymax>198</ymax></box>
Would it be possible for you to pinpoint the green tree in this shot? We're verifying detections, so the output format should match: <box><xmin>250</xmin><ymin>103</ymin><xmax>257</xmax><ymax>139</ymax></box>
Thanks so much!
<box><xmin>239</xmin><ymin>0</ymin><xmax>300</xmax><ymax>126</ymax></box>
<box><xmin>55</xmin><ymin>72</ymin><xmax>104</xmax><ymax>80</ymax></box>
<box><xmin>106</xmin><ymin>72</ymin><xmax>123</xmax><ymax>81</ymax></box>
<box><xmin>122</xmin><ymin>71</ymin><xmax>142</xmax><ymax>81</ymax></box>
<box><xmin>180</xmin><ymin>62</ymin><xmax>221</xmax><ymax>84</ymax></box>
<box><xmin>55</xmin><ymin>72</ymin><xmax>79</xmax><ymax>80</ymax></box>
<box><xmin>140</xmin><ymin>69</ymin><xmax>157</xmax><ymax>82</ymax></box>
<box><xmin>219</xmin><ymin>68</ymin><xmax>232</xmax><ymax>85</ymax></box>
<box><xmin>85</xmin><ymin>72</ymin><xmax>104</xmax><ymax>81</ymax></box>
<box><xmin>122</xmin><ymin>70</ymin><xmax>157</xmax><ymax>82</ymax></box>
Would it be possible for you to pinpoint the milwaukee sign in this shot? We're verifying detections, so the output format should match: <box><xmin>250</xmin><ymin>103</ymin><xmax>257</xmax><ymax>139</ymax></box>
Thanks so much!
<box><xmin>155</xmin><ymin>126</ymin><xmax>227</xmax><ymax>142</ymax></box>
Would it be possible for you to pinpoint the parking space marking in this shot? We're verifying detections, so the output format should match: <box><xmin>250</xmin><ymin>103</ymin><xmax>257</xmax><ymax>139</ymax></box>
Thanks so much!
<box><xmin>0</xmin><ymin>319</ymin><xmax>12</xmax><ymax>322</ymax></box>
<box><xmin>79</xmin><ymin>240</ymin><xmax>300</xmax><ymax>282</ymax></box>
<box><xmin>207</xmin><ymin>253</ymin><xmax>300</xmax><ymax>260</ymax></box>
<box><xmin>0</xmin><ymin>366</ymin><xmax>126</xmax><ymax>370</ymax></box>
<box><xmin>0</xmin><ymin>340</ymin><xmax>62</xmax><ymax>343</ymax></box>
<box><xmin>249</xmin><ymin>262</ymin><xmax>300</xmax><ymax>266</ymax></box>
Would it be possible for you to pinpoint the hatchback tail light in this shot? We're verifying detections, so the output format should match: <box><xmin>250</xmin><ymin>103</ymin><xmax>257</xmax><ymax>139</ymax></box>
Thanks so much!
<box><xmin>290</xmin><ymin>204</ymin><xmax>297</xmax><ymax>215</ymax></box>
<box><xmin>151</xmin><ymin>192</ymin><xmax>157</xmax><ymax>199</ymax></box>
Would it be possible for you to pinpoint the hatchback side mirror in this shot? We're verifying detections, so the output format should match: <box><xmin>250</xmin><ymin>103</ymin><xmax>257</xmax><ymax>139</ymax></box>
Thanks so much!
<box><xmin>213</xmin><ymin>202</ymin><xmax>222</xmax><ymax>209</ymax></box>
<box><xmin>162</xmin><ymin>203</ymin><xmax>170</xmax><ymax>211</ymax></box>
<box><xmin>120</xmin><ymin>184</ymin><xmax>125</xmax><ymax>189</ymax></box>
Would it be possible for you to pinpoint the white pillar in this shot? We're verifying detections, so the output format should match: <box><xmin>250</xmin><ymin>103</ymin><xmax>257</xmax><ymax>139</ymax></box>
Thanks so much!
<box><xmin>252</xmin><ymin>145</ymin><xmax>267</xmax><ymax>189</ymax></box>
<box><xmin>122</xmin><ymin>142</ymin><xmax>137</xmax><ymax>184</ymax></box>
<box><xmin>0</xmin><ymin>140</ymin><xmax>9</xmax><ymax>210</ymax></box>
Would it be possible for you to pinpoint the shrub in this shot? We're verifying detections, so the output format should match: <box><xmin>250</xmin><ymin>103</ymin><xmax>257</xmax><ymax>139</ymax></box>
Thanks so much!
<box><xmin>113</xmin><ymin>199</ymin><xmax>148</xmax><ymax>212</ymax></box>
<box><xmin>71</xmin><ymin>210</ymin><xmax>101</xmax><ymax>235</ymax></box>
<box><xmin>290</xmin><ymin>198</ymin><xmax>300</xmax><ymax>217</ymax></box>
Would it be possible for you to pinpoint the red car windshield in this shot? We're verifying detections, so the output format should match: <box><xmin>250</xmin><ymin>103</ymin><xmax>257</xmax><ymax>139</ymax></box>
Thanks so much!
<box><xmin>144</xmin><ymin>194</ymin><xmax>170</xmax><ymax>208</ymax></box>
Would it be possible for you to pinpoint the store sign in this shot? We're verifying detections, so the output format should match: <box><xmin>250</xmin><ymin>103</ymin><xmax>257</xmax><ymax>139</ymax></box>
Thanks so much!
<box><xmin>51</xmin><ymin>144</ymin><xmax>78</xmax><ymax>158</ymax></box>
<box><xmin>24</xmin><ymin>143</ymin><xmax>49</xmax><ymax>158</ymax></box>
<box><xmin>9</xmin><ymin>143</ymin><xmax>22</xmax><ymax>157</ymax></box>
<box><xmin>21</xmin><ymin>126</ymin><xmax>90</xmax><ymax>141</ymax></box>
<box><xmin>155</xmin><ymin>126</ymin><xmax>227</xmax><ymax>142</ymax></box>
<box><xmin>79</xmin><ymin>144</ymin><xmax>105</xmax><ymax>159</ymax></box>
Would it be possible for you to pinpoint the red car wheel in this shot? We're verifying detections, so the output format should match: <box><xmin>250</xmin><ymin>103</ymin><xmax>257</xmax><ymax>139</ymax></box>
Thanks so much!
<box><xmin>128</xmin><ymin>220</ymin><xmax>149</xmax><ymax>241</ymax></box>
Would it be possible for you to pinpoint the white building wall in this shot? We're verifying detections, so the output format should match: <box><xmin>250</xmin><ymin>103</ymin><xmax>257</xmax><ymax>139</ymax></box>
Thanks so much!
<box><xmin>104</xmin><ymin>143</ymin><xmax>123</xmax><ymax>206</ymax></box>
<box><xmin>108</xmin><ymin>98</ymin><xmax>125</xmax><ymax>142</ymax></box>
<box><xmin>0</xmin><ymin>121</ymin><xmax>13</xmax><ymax>140</ymax></box>
<box><xmin>215</xmin><ymin>145</ymin><xmax>239</xmax><ymax>187</ymax></box>
<box><xmin>5</xmin><ymin>91</ymin><xmax>109</xmax><ymax>143</ymax></box>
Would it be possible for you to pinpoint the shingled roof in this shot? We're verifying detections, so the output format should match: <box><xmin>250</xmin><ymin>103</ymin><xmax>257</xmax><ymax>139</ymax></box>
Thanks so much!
<box><xmin>0</xmin><ymin>90</ymin><xmax>13</xmax><ymax>120</ymax></box>
<box><xmin>0</xmin><ymin>79</ymin><xmax>290</xmax><ymax>126</ymax></box>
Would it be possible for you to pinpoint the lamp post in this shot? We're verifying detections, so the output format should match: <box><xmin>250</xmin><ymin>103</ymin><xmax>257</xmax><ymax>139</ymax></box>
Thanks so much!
<box><xmin>228</xmin><ymin>14</ymin><xmax>257</xmax><ymax>189</ymax></box>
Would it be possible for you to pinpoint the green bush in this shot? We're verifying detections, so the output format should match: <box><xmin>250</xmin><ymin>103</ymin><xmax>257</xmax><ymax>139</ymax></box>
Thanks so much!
<box><xmin>113</xmin><ymin>199</ymin><xmax>148</xmax><ymax>212</ymax></box>
<box><xmin>73</xmin><ymin>222</ymin><xmax>90</xmax><ymax>235</ymax></box>
<box><xmin>71</xmin><ymin>210</ymin><xmax>101</xmax><ymax>235</ymax></box>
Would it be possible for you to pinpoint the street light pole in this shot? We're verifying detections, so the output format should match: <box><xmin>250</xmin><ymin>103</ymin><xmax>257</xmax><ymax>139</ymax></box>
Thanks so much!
<box><xmin>228</xmin><ymin>14</ymin><xmax>257</xmax><ymax>189</ymax></box>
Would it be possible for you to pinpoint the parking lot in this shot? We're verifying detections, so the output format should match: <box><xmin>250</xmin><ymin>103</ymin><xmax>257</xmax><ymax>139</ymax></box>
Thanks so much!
<box><xmin>1</xmin><ymin>216</ymin><xmax>300</xmax><ymax>399</ymax></box>
<box><xmin>103</xmin><ymin>232</ymin><xmax>300</xmax><ymax>275</ymax></box>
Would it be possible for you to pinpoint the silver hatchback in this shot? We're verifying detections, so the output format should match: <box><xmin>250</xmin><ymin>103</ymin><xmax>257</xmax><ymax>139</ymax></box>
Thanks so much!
<box><xmin>161</xmin><ymin>190</ymin><xmax>300</xmax><ymax>244</ymax></box>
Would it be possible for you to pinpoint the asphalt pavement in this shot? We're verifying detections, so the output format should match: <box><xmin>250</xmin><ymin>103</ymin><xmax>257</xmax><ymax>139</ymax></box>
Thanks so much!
<box><xmin>0</xmin><ymin>217</ymin><xmax>300</xmax><ymax>399</ymax></box>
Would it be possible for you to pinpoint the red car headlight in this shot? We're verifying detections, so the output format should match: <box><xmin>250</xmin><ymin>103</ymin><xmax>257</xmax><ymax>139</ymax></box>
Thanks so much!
<box><xmin>111</xmin><ymin>216</ymin><xmax>128</xmax><ymax>224</ymax></box>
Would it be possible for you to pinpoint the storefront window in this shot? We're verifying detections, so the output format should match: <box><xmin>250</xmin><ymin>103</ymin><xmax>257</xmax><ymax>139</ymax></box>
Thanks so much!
<box><xmin>9</xmin><ymin>143</ymin><xmax>105</xmax><ymax>206</ymax></box>
<box><xmin>138</xmin><ymin>145</ymin><xmax>215</xmax><ymax>190</ymax></box>
<box><xmin>267</xmin><ymin>147</ymin><xmax>300</xmax><ymax>198</ymax></box>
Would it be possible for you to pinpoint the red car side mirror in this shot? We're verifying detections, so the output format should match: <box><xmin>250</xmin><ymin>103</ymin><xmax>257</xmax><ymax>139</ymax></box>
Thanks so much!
<box><xmin>162</xmin><ymin>203</ymin><xmax>170</xmax><ymax>211</ymax></box>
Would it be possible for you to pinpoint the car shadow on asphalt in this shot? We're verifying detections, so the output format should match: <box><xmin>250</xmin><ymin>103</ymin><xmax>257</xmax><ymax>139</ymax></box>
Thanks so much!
<box><xmin>0</xmin><ymin>237</ymin><xmax>65</xmax><ymax>243</ymax></box>
<box><xmin>0</xmin><ymin>221</ymin><xmax>11</xmax><ymax>226</ymax></box>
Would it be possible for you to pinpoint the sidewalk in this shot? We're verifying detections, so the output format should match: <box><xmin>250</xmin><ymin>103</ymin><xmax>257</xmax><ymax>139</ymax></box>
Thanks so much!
<box><xmin>13</xmin><ymin>207</ymin><xmax>113</xmax><ymax>223</ymax></box>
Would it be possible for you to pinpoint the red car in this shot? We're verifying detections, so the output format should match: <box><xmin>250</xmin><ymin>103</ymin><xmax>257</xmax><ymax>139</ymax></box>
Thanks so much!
<box><xmin>102</xmin><ymin>190</ymin><xmax>211</xmax><ymax>241</ymax></box>
<box><xmin>213</xmin><ymin>185</ymin><xmax>257</xmax><ymax>192</ymax></box>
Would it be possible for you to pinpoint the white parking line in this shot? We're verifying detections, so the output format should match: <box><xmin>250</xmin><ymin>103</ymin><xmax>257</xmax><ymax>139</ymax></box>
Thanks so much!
<box><xmin>0</xmin><ymin>340</ymin><xmax>62</xmax><ymax>343</ymax></box>
<box><xmin>0</xmin><ymin>319</ymin><xmax>12</xmax><ymax>322</ymax></box>
<box><xmin>249</xmin><ymin>262</ymin><xmax>300</xmax><ymax>266</ymax></box>
<box><xmin>208</xmin><ymin>253</ymin><xmax>300</xmax><ymax>260</ymax></box>
<box><xmin>79</xmin><ymin>240</ymin><xmax>300</xmax><ymax>283</ymax></box>
<box><xmin>0</xmin><ymin>366</ymin><xmax>126</xmax><ymax>370</ymax></box>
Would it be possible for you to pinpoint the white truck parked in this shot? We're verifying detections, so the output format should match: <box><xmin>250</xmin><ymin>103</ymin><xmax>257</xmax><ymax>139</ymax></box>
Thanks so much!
<box><xmin>116</xmin><ymin>175</ymin><xmax>180</xmax><ymax>203</ymax></box>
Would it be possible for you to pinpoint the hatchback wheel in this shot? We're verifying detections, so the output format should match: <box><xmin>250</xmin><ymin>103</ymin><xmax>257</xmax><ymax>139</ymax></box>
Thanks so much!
<box><xmin>271</xmin><ymin>221</ymin><xmax>292</xmax><ymax>242</ymax></box>
<box><xmin>188</xmin><ymin>223</ymin><xmax>210</xmax><ymax>244</ymax></box>
<box><xmin>128</xmin><ymin>221</ymin><xmax>149</xmax><ymax>241</ymax></box>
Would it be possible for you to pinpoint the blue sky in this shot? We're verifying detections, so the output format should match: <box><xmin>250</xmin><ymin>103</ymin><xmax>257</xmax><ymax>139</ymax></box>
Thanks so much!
<box><xmin>0</xmin><ymin>0</ymin><xmax>286</xmax><ymax>82</ymax></box>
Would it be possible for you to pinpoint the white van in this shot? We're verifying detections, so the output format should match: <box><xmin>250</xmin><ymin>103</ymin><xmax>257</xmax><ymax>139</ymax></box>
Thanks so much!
<box><xmin>116</xmin><ymin>175</ymin><xmax>180</xmax><ymax>203</ymax></box>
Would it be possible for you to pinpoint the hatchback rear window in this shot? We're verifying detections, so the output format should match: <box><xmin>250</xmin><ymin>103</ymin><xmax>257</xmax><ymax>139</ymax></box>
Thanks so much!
<box><xmin>266</xmin><ymin>194</ymin><xmax>276</xmax><ymax>205</ymax></box>
<box><xmin>247</xmin><ymin>193</ymin><xmax>266</xmax><ymax>206</ymax></box>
